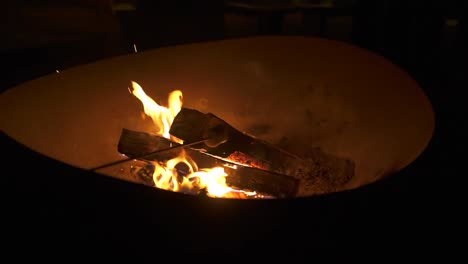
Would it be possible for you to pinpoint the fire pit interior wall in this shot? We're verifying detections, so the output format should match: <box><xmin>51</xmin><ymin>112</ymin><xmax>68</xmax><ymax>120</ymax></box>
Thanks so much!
<box><xmin>0</xmin><ymin>36</ymin><xmax>434</xmax><ymax>198</ymax></box>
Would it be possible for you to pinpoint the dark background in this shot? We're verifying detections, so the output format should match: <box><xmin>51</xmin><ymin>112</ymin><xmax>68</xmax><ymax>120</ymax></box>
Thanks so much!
<box><xmin>3</xmin><ymin>0</ymin><xmax>466</xmax><ymax>257</ymax></box>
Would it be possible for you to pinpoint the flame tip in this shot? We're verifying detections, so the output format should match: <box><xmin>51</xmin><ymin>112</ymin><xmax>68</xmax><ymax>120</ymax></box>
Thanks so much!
<box><xmin>130</xmin><ymin>81</ymin><xmax>261</xmax><ymax>199</ymax></box>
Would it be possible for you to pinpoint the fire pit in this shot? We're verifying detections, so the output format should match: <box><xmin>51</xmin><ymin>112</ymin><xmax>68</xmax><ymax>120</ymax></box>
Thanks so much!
<box><xmin>1</xmin><ymin>36</ymin><xmax>434</xmax><ymax>200</ymax></box>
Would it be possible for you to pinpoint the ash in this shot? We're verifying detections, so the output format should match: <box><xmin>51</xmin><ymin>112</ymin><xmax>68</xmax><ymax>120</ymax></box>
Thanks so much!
<box><xmin>288</xmin><ymin>147</ymin><xmax>355</xmax><ymax>197</ymax></box>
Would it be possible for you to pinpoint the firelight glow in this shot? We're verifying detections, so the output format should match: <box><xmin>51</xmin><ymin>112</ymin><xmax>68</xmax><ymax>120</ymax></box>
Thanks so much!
<box><xmin>129</xmin><ymin>81</ymin><xmax>183</xmax><ymax>142</ymax></box>
<box><xmin>129</xmin><ymin>81</ymin><xmax>260</xmax><ymax>199</ymax></box>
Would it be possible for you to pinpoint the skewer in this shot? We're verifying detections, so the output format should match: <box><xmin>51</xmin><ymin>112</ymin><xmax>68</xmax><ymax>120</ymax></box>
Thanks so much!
<box><xmin>89</xmin><ymin>138</ymin><xmax>209</xmax><ymax>172</ymax></box>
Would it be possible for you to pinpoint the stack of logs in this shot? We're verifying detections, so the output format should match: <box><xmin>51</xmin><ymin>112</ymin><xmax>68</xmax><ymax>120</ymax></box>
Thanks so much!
<box><xmin>118</xmin><ymin>108</ymin><xmax>355</xmax><ymax>198</ymax></box>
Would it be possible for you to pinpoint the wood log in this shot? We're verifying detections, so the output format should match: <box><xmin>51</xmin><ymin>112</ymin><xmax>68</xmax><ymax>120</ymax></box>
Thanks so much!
<box><xmin>169</xmin><ymin>108</ymin><xmax>356</xmax><ymax>196</ymax></box>
<box><xmin>118</xmin><ymin>128</ymin><xmax>177</xmax><ymax>161</ymax></box>
<box><xmin>117</xmin><ymin>128</ymin><xmax>300</xmax><ymax>198</ymax></box>
<box><xmin>169</xmin><ymin>108</ymin><xmax>310</xmax><ymax>174</ymax></box>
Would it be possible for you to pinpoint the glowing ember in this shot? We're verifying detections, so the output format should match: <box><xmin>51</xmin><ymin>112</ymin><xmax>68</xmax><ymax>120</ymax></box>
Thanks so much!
<box><xmin>152</xmin><ymin>149</ymin><xmax>258</xmax><ymax>198</ymax></box>
<box><xmin>129</xmin><ymin>81</ymin><xmax>264</xmax><ymax>199</ymax></box>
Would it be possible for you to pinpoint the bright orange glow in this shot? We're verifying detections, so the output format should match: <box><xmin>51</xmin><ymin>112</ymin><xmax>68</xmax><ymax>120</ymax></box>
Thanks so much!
<box><xmin>129</xmin><ymin>81</ymin><xmax>263</xmax><ymax>199</ymax></box>
<box><xmin>153</xmin><ymin>150</ymin><xmax>258</xmax><ymax>198</ymax></box>
<box><xmin>129</xmin><ymin>81</ymin><xmax>183</xmax><ymax>143</ymax></box>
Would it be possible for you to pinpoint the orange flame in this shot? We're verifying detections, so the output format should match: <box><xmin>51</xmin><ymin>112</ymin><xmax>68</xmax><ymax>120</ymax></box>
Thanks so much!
<box><xmin>129</xmin><ymin>81</ymin><xmax>260</xmax><ymax>198</ymax></box>
<box><xmin>152</xmin><ymin>150</ymin><xmax>257</xmax><ymax>198</ymax></box>
<box><xmin>129</xmin><ymin>81</ymin><xmax>183</xmax><ymax>143</ymax></box>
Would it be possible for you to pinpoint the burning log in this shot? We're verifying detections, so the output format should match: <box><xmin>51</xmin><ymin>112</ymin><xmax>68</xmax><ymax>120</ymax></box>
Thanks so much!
<box><xmin>169</xmin><ymin>108</ymin><xmax>355</xmax><ymax>196</ymax></box>
<box><xmin>118</xmin><ymin>128</ymin><xmax>299</xmax><ymax>198</ymax></box>
<box><xmin>169</xmin><ymin>108</ymin><xmax>304</xmax><ymax>170</ymax></box>
<box><xmin>122</xmin><ymin>82</ymin><xmax>354</xmax><ymax>197</ymax></box>
<box><xmin>169</xmin><ymin>108</ymin><xmax>308</xmax><ymax>174</ymax></box>
<box><xmin>118</xmin><ymin>128</ymin><xmax>176</xmax><ymax>161</ymax></box>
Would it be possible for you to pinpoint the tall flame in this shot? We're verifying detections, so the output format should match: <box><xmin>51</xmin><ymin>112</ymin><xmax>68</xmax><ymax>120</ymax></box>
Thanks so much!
<box><xmin>129</xmin><ymin>81</ymin><xmax>259</xmax><ymax>199</ymax></box>
<box><xmin>129</xmin><ymin>81</ymin><xmax>183</xmax><ymax>143</ymax></box>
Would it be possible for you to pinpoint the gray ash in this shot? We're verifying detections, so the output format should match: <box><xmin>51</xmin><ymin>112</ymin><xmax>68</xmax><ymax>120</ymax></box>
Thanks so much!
<box><xmin>290</xmin><ymin>148</ymin><xmax>355</xmax><ymax>196</ymax></box>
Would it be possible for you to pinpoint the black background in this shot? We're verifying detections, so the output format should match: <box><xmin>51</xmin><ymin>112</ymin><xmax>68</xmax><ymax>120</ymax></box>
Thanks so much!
<box><xmin>3</xmin><ymin>0</ymin><xmax>466</xmax><ymax>258</ymax></box>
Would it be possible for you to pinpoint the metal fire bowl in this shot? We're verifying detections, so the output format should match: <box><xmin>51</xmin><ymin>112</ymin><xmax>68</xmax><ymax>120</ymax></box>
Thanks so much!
<box><xmin>1</xmin><ymin>36</ymin><xmax>434</xmax><ymax>194</ymax></box>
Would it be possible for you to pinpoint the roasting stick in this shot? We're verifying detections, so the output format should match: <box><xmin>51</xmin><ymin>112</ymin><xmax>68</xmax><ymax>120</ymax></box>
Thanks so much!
<box><xmin>89</xmin><ymin>138</ymin><xmax>210</xmax><ymax>172</ymax></box>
